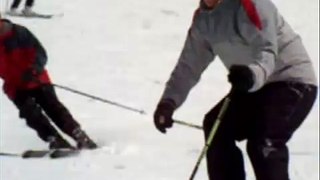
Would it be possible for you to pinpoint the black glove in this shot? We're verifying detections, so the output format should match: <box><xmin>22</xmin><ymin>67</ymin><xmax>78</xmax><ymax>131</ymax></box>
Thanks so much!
<box><xmin>153</xmin><ymin>99</ymin><xmax>176</xmax><ymax>133</ymax></box>
<box><xmin>228</xmin><ymin>65</ymin><xmax>254</xmax><ymax>92</ymax></box>
<box><xmin>22</xmin><ymin>68</ymin><xmax>39</xmax><ymax>82</ymax></box>
<box><xmin>22</xmin><ymin>63</ymin><xmax>44</xmax><ymax>83</ymax></box>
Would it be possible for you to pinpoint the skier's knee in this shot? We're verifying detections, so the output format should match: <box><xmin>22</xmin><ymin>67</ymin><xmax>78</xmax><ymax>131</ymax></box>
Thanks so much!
<box><xmin>19</xmin><ymin>98</ymin><xmax>42</xmax><ymax>119</ymax></box>
<box><xmin>247</xmin><ymin>138</ymin><xmax>287</xmax><ymax>159</ymax></box>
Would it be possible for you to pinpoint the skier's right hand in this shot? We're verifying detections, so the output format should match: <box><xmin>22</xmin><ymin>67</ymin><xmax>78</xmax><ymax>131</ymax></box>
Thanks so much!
<box><xmin>228</xmin><ymin>65</ymin><xmax>254</xmax><ymax>92</ymax></box>
<box><xmin>153</xmin><ymin>99</ymin><xmax>176</xmax><ymax>133</ymax></box>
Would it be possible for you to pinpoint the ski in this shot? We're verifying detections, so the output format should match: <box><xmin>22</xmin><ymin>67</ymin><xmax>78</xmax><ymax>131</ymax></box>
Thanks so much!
<box><xmin>0</xmin><ymin>150</ymin><xmax>51</xmax><ymax>158</ymax></box>
<box><xmin>0</xmin><ymin>149</ymin><xmax>79</xmax><ymax>159</ymax></box>
<box><xmin>5</xmin><ymin>12</ymin><xmax>63</xmax><ymax>19</ymax></box>
<box><xmin>22</xmin><ymin>150</ymin><xmax>53</xmax><ymax>158</ymax></box>
<box><xmin>50</xmin><ymin>149</ymin><xmax>80</xmax><ymax>159</ymax></box>
<box><xmin>0</xmin><ymin>152</ymin><xmax>21</xmax><ymax>157</ymax></box>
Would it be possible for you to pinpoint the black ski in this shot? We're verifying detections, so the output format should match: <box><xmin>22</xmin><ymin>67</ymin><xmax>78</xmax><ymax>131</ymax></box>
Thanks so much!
<box><xmin>50</xmin><ymin>149</ymin><xmax>80</xmax><ymax>159</ymax></box>
<box><xmin>23</xmin><ymin>150</ymin><xmax>53</xmax><ymax>158</ymax></box>
<box><xmin>0</xmin><ymin>149</ymin><xmax>79</xmax><ymax>159</ymax></box>
<box><xmin>0</xmin><ymin>150</ymin><xmax>51</xmax><ymax>158</ymax></box>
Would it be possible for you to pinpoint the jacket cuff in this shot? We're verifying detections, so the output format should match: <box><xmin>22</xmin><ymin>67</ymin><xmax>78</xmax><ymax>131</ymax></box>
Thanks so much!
<box><xmin>248</xmin><ymin>64</ymin><xmax>267</xmax><ymax>92</ymax></box>
<box><xmin>159</xmin><ymin>99</ymin><xmax>177</xmax><ymax>110</ymax></box>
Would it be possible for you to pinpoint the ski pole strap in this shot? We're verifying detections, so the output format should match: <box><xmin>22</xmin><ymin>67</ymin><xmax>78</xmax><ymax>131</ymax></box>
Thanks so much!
<box><xmin>52</xmin><ymin>83</ymin><xmax>146</xmax><ymax>114</ymax></box>
<box><xmin>189</xmin><ymin>96</ymin><xmax>231</xmax><ymax>180</ymax></box>
<box><xmin>173</xmin><ymin>120</ymin><xmax>202</xmax><ymax>130</ymax></box>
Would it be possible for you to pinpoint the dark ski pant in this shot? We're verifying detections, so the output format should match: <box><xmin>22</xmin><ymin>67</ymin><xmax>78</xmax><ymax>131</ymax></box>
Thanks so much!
<box><xmin>11</xmin><ymin>0</ymin><xmax>34</xmax><ymax>9</ymax></box>
<box><xmin>203</xmin><ymin>82</ymin><xmax>317</xmax><ymax>180</ymax></box>
<box><xmin>12</xmin><ymin>84</ymin><xmax>80</xmax><ymax>142</ymax></box>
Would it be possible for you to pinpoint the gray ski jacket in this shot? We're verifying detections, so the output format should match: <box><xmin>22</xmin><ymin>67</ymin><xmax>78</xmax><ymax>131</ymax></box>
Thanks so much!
<box><xmin>160</xmin><ymin>0</ymin><xmax>317</xmax><ymax>107</ymax></box>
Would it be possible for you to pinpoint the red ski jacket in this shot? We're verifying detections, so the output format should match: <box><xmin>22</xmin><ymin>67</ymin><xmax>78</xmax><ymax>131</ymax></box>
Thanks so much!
<box><xmin>0</xmin><ymin>20</ymin><xmax>51</xmax><ymax>99</ymax></box>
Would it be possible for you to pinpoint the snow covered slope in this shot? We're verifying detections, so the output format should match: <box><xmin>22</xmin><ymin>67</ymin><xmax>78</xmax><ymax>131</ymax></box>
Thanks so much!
<box><xmin>0</xmin><ymin>0</ymin><xmax>318</xmax><ymax>179</ymax></box>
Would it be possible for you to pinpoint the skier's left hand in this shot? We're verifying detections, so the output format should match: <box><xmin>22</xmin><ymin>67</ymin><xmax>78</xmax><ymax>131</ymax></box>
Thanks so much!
<box><xmin>153</xmin><ymin>99</ymin><xmax>176</xmax><ymax>133</ymax></box>
<box><xmin>22</xmin><ymin>64</ymin><xmax>44</xmax><ymax>83</ymax></box>
<box><xmin>22</xmin><ymin>69</ymin><xmax>38</xmax><ymax>82</ymax></box>
<box><xmin>228</xmin><ymin>65</ymin><xmax>254</xmax><ymax>92</ymax></box>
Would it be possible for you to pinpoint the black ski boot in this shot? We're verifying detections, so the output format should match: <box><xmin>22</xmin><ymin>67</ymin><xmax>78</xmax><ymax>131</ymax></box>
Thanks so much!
<box><xmin>48</xmin><ymin>135</ymin><xmax>74</xmax><ymax>150</ymax></box>
<box><xmin>72</xmin><ymin>128</ymin><xmax>98</xmax><ymax>149</ymax></box>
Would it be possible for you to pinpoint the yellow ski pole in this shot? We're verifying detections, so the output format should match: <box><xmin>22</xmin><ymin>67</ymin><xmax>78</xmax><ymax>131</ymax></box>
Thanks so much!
<box><xmin>189</xmin><ymin>95</ymin><xmax>232</xmax><ymax>180</ymax></box>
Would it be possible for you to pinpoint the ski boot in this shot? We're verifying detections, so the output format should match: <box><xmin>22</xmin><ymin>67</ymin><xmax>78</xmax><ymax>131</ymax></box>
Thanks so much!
<box><xmin>7</xmin><ymin>8</ymin><xmax>19</xmax><ymax>16</ymax></box>
<box><xmin>72</xmin><ymin>128</ymin><xmax>98</xmax><ymax>149</ymax></box>
<box><xmin>48</xmin><ymin>135</ymin><xmax>74</xmax><ymax>150</ymax></box>
<box><xmin>22</xmin><ymin>6</ymin><xmax>37</xmax><ymax>17</ymax></box>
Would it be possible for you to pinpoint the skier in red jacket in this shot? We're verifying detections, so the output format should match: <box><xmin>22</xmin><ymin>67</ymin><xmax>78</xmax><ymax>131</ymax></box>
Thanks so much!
<box><xmin>0</xmin><ymin>17</ymin><xmax>97</xmax><ymax>150</ymax></box>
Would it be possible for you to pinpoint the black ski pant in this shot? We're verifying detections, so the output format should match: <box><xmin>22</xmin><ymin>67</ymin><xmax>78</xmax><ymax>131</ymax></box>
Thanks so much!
<box><xmin>203</xmin><ymin>81</ymin><xmax>317</xmax><ymax>180</ymax></box>
<box><xmin>12</xmin><ymin>84</ymin><xmax>80</xmax><ymax>142</ymax></box>
<box><xmin>10</xmin><ymin>0</ymin><xmax>34</xmax><ymax>9</ymax></box>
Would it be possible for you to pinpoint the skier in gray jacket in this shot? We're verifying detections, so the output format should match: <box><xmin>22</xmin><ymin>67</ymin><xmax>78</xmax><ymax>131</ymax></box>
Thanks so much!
<box><xmin>153</xmin><ymin>0</ymin><xmax>318</xmax><ymax>179</ymax></box>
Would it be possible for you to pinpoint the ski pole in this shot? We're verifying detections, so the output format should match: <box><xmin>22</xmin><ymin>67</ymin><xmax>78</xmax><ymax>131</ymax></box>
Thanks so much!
<box><xmin>174</xmin><ymin>119</ymin><xmax>202</xmax><ymax>130</ymax></box>
<box><xmin>0</xmin><ymin>152</ymin><xmax>20</xmax><ymax>157</ymax></box>
<box><xmin>52</xmin><ymin>83</ymin><xmax>146</xmax><ymax>115</ymax></box>
<box><xmin>189</xmin><ymin>95</ymin><xmax>232</xmax><ymax>180</ymax></box>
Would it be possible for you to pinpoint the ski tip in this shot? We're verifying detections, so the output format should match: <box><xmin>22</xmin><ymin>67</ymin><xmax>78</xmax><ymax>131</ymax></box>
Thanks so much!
<box><xmin>22</xmin><ymin>150</ymin><xmax>52</xmax><ymax>158</ymax></box>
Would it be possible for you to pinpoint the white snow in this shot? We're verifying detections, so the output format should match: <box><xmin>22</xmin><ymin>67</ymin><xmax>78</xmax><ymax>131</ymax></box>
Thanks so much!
<box><xmin>0</xmin><ymin>0</ymin><xmax>318</xmax><ymax>179</ymax></box>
